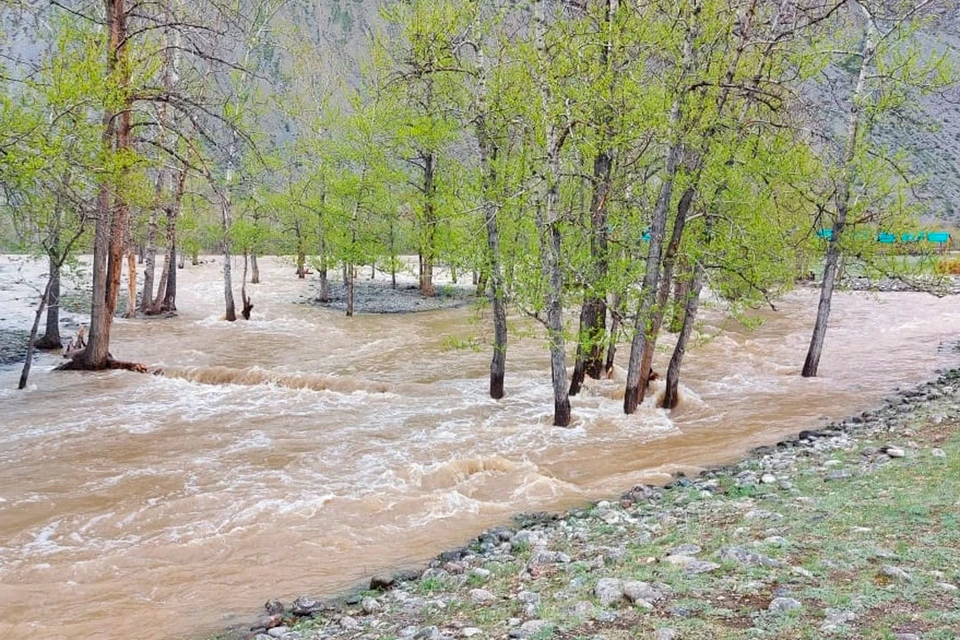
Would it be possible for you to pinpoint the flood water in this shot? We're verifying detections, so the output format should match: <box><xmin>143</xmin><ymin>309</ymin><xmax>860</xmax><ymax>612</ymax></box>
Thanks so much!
<box><xmin>1</xmin><ymin>255</ymin><xmax>958</xmax><ymax>640</ymax></box>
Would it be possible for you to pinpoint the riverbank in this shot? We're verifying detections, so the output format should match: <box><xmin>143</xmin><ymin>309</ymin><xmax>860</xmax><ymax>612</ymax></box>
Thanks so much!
<box><xmin>208</xmin><ymin>370</ymin><xmax>960</xmax><ymax>640</ymax></box>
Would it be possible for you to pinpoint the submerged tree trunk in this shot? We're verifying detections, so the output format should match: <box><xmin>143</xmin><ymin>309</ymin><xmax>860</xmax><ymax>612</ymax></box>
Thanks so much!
<box><xmin>570</xmin><ymin>0</ymin><xmax>618</xmax><ymax>397</ymax></box>
<box><xmin>141</xmin><ymin>173</ymin><xmax>163</xmax><ymax>313</ymax></box>
<box><xmin>346</xmin><ymin>264</ymin><xmax>355</xmax><ymax>317</ymax></box>
<box><xmin>803</xmin><ymin>18</ymin><xmax>874</xmax><ymax>378</ymax></box>
<box><xmin>18</xmin><ymin>278</ymin><xmax>54</xmax><ymax>389</ymax></box>
<box><xmin>634</xmin><ymin>187</ymin><xmax>695</xmax><ymax>396</ymax></box>
<box><xmin>605</xmin><ymin>292</ymin><xmax>622</xmax><ymax>376</ymax></box>
<box><xmin>35</xmin><ymin>251</ymin><xmax>62</xmax><ymax>350</ymax></box>
<box><xmin>535</xmin><ymin>0</ymin><xmax>571</xmax><ymax>427</ymax></box>
<box><xmin>161</xmin><ymin>177</ymin><xmax>182</xmax><ymax>313</ymax></box>
<box><xmin>662</xmin><ymin>264</ymin><xmax>705</xmax><ymax>409</ymax></box>
<box><xmin>221</xmin><ymin>194</ymin><xmax>237</xmax><ymax>322</ymax></box>
<box><xmin>476</xmin><ymin>44</ymin><xmax>508</xmax><ymax>400</ymax></box>
<box><xmin>241</xmin><ymin>250</ymin><xmax>253</xmax><ymax>320</ymax></box>
<box><xmin>251</xmin><ymin>252</ymin><xmax>260</xmax><ymax>284</ymax></box>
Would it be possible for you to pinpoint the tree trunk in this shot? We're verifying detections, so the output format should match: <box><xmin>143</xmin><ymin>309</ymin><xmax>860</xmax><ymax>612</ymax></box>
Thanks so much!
<box><xmin>605</xmin><ymin>292</ymin><xmax>621</xmax><ymax>376</ymax></box>
<box><xmin>125</xmin><ymin>249</ymin><xmax>137</xmax><ymax>318</ymax></box>
<box><xmin>251</xmin><ymin>251</ymin><xmax>260</xmax><ymax>284</ymax></box>
<box><xmin>241</xmin><ymin>250</ymin><xmax>253</xmax><ymax>320</ymax></box>
<box><xmin>535</xmin><ymin>0</ymin><xmax>570</xmax><ymax>427</ymax></box>
<box><xmin>570</xmin><ymin>0</ymin><xmax>618</xmax><ymax>397</ymax></box>
<box><xmin>623</xmin><ymin>1</ymin><xmax>699</xmax><ymax>413</ymax></box>
<box><xmin>161</xmin><ymin>173</ymin><xmax>183</xmax><ymax>313</ymax></box>
<box><xmin>72</xmin><ymin>0</ymin><xmax>138</xmax><ymax>369</ymax></box>
<box><xmin>221</xmin><ymin>193</ymin><xmax>237</xmax><ymax>322</ymax></box>
<box><xmin>476</xmin><ymin>43</ymin><xmax>508</xmax><ymax>400</ymax></box>
<box><xmin>346</xmin><ymin>264</ymin><xmax>355</xmax><ymax>317</ymax></box>
<box><xmin>18</xmin><ymin>277</ymin><xmax>53</xmax><ymax>389</ymax></box>
<box><xmin>662</xmin><ymin>264</ymin><xmax>704</xmax><ymax>410</ymax></box>
<box><xmin>668</xmin><ymin>273</ymin><xmax>689</xmax><ymax>333</ymax></box>
<box><xmin>35</xmin><ymin>251</ymin><xmax>62</xmax><ymax>350</ymax></box>
<box><xmin>634</xmin><ymin>187</ymin><xmax>695</xmax><ymax>398</ymax></box>
<box><xmin>141</xmin><ymin>172</ymin><xmax>162</xmax><ymax>312</ymax></box>
<box><xmin>803</xmin><ymin>19</ymin><xmax>874</xmax><ymax>378</ymax></box>
<box><xmin>420</xmin><ymin>151</ymin><xmax>436</xmax><ymax>298</ymax></box>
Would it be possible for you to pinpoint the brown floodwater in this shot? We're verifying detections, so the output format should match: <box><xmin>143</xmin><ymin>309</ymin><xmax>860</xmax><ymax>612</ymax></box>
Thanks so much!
<box><xmin>1</xmin><ymin>256</ymin><xmax>958</xmax><ymax>640</ymax></box>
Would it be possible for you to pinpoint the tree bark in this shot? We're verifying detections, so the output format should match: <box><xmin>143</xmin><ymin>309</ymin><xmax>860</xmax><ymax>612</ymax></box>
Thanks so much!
<box><xmin>605</xmin><ymin>292</ymin><xmax>621</xmax><ymax>376</ymax></box>
<box><xmin>221</xmin><ymin>194</ymin><xmax>237</xmax><ymax>321</ymax></box>
<box><xmin>161</xmin><ymin>170</ymin><xmax>184</xmax><ymax>312</ymax></box>
<box><xmin>251</xmin><ymin>252</ymin><xmax>260</xmax><ymax>284</ymax></box>
<box><xmin>35</xmin><ymin>251</ymin><xmax>62</xmax><ymax>350</ymax></box>
<box><xmin>124</xmin><ymin>248</ymin><xmax>137</xmax><ymax>318</ymax></box>
<box><xmin>661</xmin><ymin>263</ymin><xmax>704</xmax><ymax>409</ymax></box>
<box><xmin>803</xmin><ymin>15</ymin><xmax>874</xmax><ymax>378</ymax></box>
<box><xmin>420</xmin><ymin>152</ymin><xmax>436</xmax><ymax>298</ymax></box>
<box><xmin>19</xmin><ymin>277</ymin><xmax>54</xmax><ymax>389</ymax></box>
<box><xmin>346</xmin><ymin>264</ymin><xmax>355</xmax><ymax>317</ymax></box>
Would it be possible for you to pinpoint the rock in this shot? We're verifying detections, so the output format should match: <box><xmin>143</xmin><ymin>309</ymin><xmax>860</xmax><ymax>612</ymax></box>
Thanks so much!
<box><xmin>885</xmin><ymin>447</ymin><xmax>906</xmax><ymax>458</ymax></box>
<box><xmin>767</xmin><ymin>597</ymin><xmax>802</xmax><ymax>615</ymax></box>
<box><xmin>508</xmin><ymin>620</ymin><xmax>552</xmax><ymax>638</ymax></box>
<box><xmin>881</xmin><ymin>565</ymin><xmax>914</xmax><ymax>583</ymax></box>
<box><xmin>594</xmin><ymin>578</ymin><xmax>625</xmax><ymax>606</ymax></box>
<box><xmin>667</xmin><ymin>544</ymin><xmax>702</xmax><ymax>556</ymax></box>
<box><xmin>339</xmin><ymin>615</ymin><xmax>360</xmax><ymax>630</ymax></box>
<box><xmin>267</xmin><ymin>628</ymin><xmax>290</xmax><ymax>639</ymax></box>
<box><xmin>527</xmin><ymin>548</ymin><xmax>571</xmax><ymax>567</ymax></box>
<box><xmin>664</xmin><ymin>555</ymin><xmax>721</xmax><ymax>574</ymax></box>
<box><xmin>251</xmin><ymin>614</ymin><xmax>284</xmax><ymax>631</ymax></box>
<box><xmin>469</xmin><ymin>589</ymin><xmax>496</xmax><ymax>604</ymax></box>
<box><xmin>421</xmin><ymin>568</ymin><xmax>450</xmax><ymax>581</ymax></box>
<box><xmin>370</xmin><ymin>574</ymin><xmax>394</xmax><ymax>590</ymax></box>
<box><xmin>414</xmin><ymin>626</ymin><xmax>441</xmax><ymax>640</ymax></box>
<box><xmin>791</xmin><ymin>565</ymin><xmax>814</xmax><ymax>578</ymax></box>
<box><xmin>820</xmin><ymin>608</ymin><xmax>857</xmax><ymax>632</ymax></box>
<box><xmin>932</xmin><ymin>448</ymin><xmax>946</xmax><ymax>458</ymax></box>
<box><xmin>938</xmin><ymin>582</ymin><xmax>958</xmax><ymax>591</ymax></box>
<box><xmin>290</xmin><ymin>596</ymin><xmax>321</xmax><ymax>616</ymax></box>
<box><xmin>623</xmin><ymin>581</ymin><xmax>666</xmax><ymax>604</ymax></box>
<box><xmin>462</xmin><ymin>628</ymin><xmax>482</xmax><ymax>638</ymax></box>
<box><xmin>654</xmin><ymin>630</ymin><xmax>678</xmax><ymax>640</ymax></box>
<box><xmin>570</xmin><ymin>600</ymin><xmax>595</xmax><ymax>619</ymax></box>
<box><xmin>894</xmin><ymin>634</ymin><xmax>920</xmax><ymax>640</ymax></box>
<box><xmin>718</xmin><ymin>546</ymin><xmax>782</xmax><ymax>568</ymax></box>
<box><xmin>744</xmin><ymin>509</ymin><xmax>783</xmax><ymax>520</ymax></box>
<box><xmin>264</xmin><ymin>600</ymin><xmax>285</xmax><ymax>615</ymax></box>
<box><xmin>761</xmin><ymin>474</ymin><xmax>777</xmax><ymax>484</ymax></box>
<box><xmin>360</xmin><ymin>597</ymin><xmax>382</xmax><ymax>614</ymax></box>
<box><xmin>517</xmin><ymin>591</ymin><xmax>541</xmax><ymax>605</ymax></box>
<box><xmin>469</xmin><ymin>567</ymin><xmax>492</xmax><ymax>582</ymax></box>
<box><xmin>439</xmin><ymin>546</ymin><xmax>469</xmax><ymax>562</ymax></box>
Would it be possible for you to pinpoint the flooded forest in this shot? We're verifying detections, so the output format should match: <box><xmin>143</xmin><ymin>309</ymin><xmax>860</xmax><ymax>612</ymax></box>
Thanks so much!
<box><xmin>1</xmin><ymin>1</ymin><xmax>959</xmax><ymax>639</ymax></box>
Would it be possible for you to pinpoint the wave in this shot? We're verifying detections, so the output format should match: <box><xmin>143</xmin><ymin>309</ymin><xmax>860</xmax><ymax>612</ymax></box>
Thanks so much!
<box><xmin>159</xmin><ymin>366</ymin><xmax>393</xmax><ymax>394</ymax></box>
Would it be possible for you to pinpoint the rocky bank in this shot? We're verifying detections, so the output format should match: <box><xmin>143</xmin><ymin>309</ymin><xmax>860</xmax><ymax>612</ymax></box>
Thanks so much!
<box><xmin>209</xmin><ymin>370</ymin><xmax>960</xmax><ymax>640</ymax></box>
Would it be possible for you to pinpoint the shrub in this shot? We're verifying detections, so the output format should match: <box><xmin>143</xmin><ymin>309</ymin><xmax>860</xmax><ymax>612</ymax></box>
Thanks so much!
<box><xmin>934</xmin><ymin>258</ymin><xmax>960</xmax><ymax>275</ymax></box>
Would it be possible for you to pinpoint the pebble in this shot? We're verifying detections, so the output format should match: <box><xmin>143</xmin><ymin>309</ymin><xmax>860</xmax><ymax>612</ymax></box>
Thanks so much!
<box><xmin>360</xmin><ymin>597</ymin><xmax>381</xmax><ymax>614</ymax></box>
<box><xmin>894</xmin><ymin>634</ymin><xmax>920</xmax><ymax>640</ymax></box>
<box><xmin>932</xmin><ymin>448</ymin><xmax>946</xmax><ymax>458</ymax></box>
<box><xmin>462</xmin><ymin>628</ymin><xmax>482</xmax><ymax>638</ymax></box>
<box><xmin>623</xmin><ymin>580</ymin><xmax>666</xmax><ymax>604</ymax></box>
<box><xmin>469</xmin><ymin>567</ymin><xmax>491</xmax><ymax>582</ymax></box>
<box><xmin>761</xmin><ymin>473</ymin><xmax>777</xmax><ymax>484</ymax></box>
<box><xmin>938</xmin><ymin>582</ymin><xmax>959</xmax><ymax>591</ymax></box>
<box><xmin>885</xmin><ymin>447</ymin><xmax>906</xmax><ymax>458</ymax></box>
<box><xmin>654</xmin><ymin>630</ymin><xmax>678</xmax><ymax>640</ymax></box>
<box><xmin>266</xmin><ymin>628</ymin><xmax>289</xmax><ymax>639</ymax></box>
<box><xmin>767</xmin><ymin>597</ymin><xmax>802</xmax><ymax>615</ymax></box>
<box><xmin>718</xmin><ymin>546</ymin><xmax>781</xmax><ymax>568</ymax></box>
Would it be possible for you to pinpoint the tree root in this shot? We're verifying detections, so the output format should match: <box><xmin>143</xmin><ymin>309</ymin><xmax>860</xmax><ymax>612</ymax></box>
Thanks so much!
<box><xmin>55</xmin><ymin>356</ymin><xmax>149</xmax><ymax>374</ymax></box>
